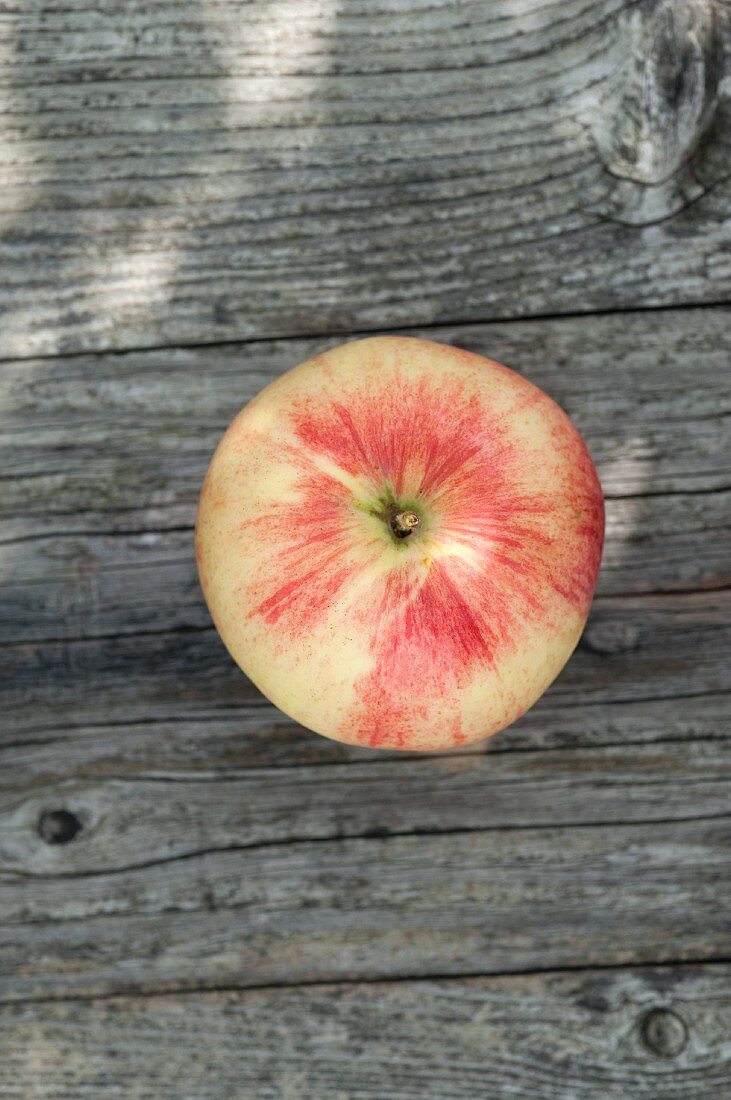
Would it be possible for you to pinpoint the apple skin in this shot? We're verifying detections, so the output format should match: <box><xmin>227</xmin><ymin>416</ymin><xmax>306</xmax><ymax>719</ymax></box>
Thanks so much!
<box><xmin>196</xmin><ymin>336</ymin><xmax>604</xmax><ymax>752</ymax></box>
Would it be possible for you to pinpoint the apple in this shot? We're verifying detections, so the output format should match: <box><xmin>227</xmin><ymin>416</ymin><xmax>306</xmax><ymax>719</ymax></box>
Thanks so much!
<box><xmin>196</xmin><ymin>336</ymin><xmax>604</xmax><ymax>752</ymax></box>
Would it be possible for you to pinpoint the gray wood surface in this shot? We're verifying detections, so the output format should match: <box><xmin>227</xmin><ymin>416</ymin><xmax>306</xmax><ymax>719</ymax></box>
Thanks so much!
<box><xmin>2</xmin><ymin>0</ymin><xmax>730</xmax><ymax>1095</ymax></box>
<box><xmin>1</xmin><ymin>967</ymin><xmax>730</xmax><ymax>1099</ymax></box>
<box><xmin>2</xmin><ymin>812</ymin><xmax>730</xmax><ymax>1002</ymax></box>
<box><xmin>2</xmin><ymin>307</ymin><xmax>729</xmax><ymax>1091</ymax></box>
<box><xmin>1</xmin><ymin>0</ymin><xmax>731</xmax><ymax>357</ymax></box>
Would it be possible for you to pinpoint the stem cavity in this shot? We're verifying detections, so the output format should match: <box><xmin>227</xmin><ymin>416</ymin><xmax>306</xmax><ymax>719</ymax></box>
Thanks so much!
<box><xmin>391</xmin><ymin>509</ymin><xmax>421</xmax><ymax>539</ymax></box>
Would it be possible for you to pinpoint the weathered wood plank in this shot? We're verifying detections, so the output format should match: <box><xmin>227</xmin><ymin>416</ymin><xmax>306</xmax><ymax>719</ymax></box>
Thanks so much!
<box><xmin>2</xmin><ymin>737</ymin><xmax>730</xmax><ymax>875</ymax></box>
<box><xmin>2</xmin><ymin>487</ymin><xmax>729</xmax><ymax>646</ymax></box>
<box><xmin>1</xmin><ymin>309</ymin><xmax>729</xmax><ymax>650</ymax></box>
<box><xmin>0</xmin><ymin>816</ymin><xmax>728</xmax><ymax>1002</ymax></box>
<box><xmin>1</xmin><ymin>588</ymin><xmax>729</xmax><ymax>739</ymax></box>
<box><xmin>1</xmin><ymin>965</ymin><xmax>730</xmax><ymax>1100</ymax></box>
<box><xmin>1</xmin><ymin>0</ymin><xmax>730</xmax><ymax>355</ymax></box>
<box><xmin>3</xmin><ymin>693</ymin><xmax>731</xmax><ymax>787</ymax></box>
<box><xmin>0</xmin><ymin>8</ymin><xmax>728</xmax><ymax>1088</ymax></box>
<box><xmin>2</xmin><ymin>310</ymin><xmax>727</xmax><ymax>764</ymax></box>
<box><xmin>4</xmin><ymin>310</ymin><xmax>729</xmax><ymax>512</ymax></box>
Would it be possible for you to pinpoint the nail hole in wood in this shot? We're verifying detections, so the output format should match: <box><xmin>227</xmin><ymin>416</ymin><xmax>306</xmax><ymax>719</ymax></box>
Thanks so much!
<box><xmin>640</xmin><ymin>1007</ymin><xmax>688</xmax><ymax>1058</ymax></box>
<box><xmin>38</xmin><ymin>809</ymin><xmax>82</xmax><ymax>845</ymax></box>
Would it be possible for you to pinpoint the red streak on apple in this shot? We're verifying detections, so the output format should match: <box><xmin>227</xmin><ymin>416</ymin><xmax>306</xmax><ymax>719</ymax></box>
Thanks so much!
<box><xmin>248</xmin><ymin>474</ymin><xmax>365</xmax><ymax>631</ymax></box>
<box><xmin>238</xmin><ymin>358</ymin><xmax>602</xmax><ymax>748</ymax></box>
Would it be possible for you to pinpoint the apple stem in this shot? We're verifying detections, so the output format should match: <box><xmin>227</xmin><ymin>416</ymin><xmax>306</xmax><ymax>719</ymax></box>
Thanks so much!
<box><xmin>392</xmin><ymin>510</ymin><xmax>420</xmax><ymax>537</ymax></box>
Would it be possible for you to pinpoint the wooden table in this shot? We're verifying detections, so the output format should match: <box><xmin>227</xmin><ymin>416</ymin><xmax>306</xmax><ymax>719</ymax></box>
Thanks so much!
<box><xmin>1</xmin><ymin>1</ymin><xmax>730</xmax><ymax>1096</ymax></box>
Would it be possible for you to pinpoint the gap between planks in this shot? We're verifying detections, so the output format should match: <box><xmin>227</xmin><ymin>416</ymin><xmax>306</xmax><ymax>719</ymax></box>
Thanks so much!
<box><xmin>3</xmin><ymin>957</ymin><xmax>731</xmax><ymax>1010</ymax></box>
<box><xmin>1</xmin><ymin>297</ymin><xmax>731</xmax><ymax>368</ymax></box>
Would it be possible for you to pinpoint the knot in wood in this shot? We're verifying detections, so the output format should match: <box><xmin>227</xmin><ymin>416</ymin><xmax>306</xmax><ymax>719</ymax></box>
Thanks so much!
<box><xmin>592</xmin><ymin>0</ymin><xmax>724</xmax><ymax>225</ymax></box>
<box><xmin>640</xmin><ymin>1007</ymin><xmax>688</xmax><ymax>1058</ymax></box>
<box><xmin>38</xmin><ymin>809</ymin><xmax>83</xmax><ymax>845</ymax></box>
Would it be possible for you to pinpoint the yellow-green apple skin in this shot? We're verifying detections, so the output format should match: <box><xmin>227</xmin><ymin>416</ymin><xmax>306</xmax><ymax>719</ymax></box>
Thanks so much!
<box><xmin>196</xmin><ymin>336</ymin><xmax>604</xmax><ymax>752</ymax></box>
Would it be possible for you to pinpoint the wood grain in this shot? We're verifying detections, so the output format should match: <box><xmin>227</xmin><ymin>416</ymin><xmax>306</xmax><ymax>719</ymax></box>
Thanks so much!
<box><xmin>5</xmin><ymin>480</ymin><xmax>729</xmax><ymax>646</ymax></box>
<box><xmin>1</xmin><ymin>965</ymin><xmax>730</xmax><ymax>1099</ymax></box>
<box><xmin>2</xmin><ymin>737</ymin><xmax>730</xmax><ymax>877</ymax></box>
<box><xmin>2</xmin><ymin>303</ymin><xmax>728</xmax><ymax>1010</ymax></box>
<box><xmin>1</xmin><ymin>309</ymin><xmax>728</xmax><ymax>767</ymax></box>
<box><xmin>2</xmin><ymin>308</ymin><xmax>729</xmax><ymax>649</ymax></box>
<box><xmin>1</xmin><ymin>816</ymin><xmax>729</xmax><ymax>1003</ymax></box>
<box><xmin>594</xmin><ymin>0</ymin><xmax>727</xmax><ymax>224</ymax></box>
<box><xmin>2</xmin><ymin>0</ymin><xmax>730</xmax><ymax>1091</ymax></box>
<box><xmin>1</xmin><ymin>587</ymin><xmax>730</xmax><ymax>745</ymax></box>
<box><xmin>1</xmin><ymin>0</ymin><xmax>731</xmax><ymax>357</ymax></box>
<box><xmin>3</xmin><ymin>692</ymin><xmax>731</xmax><ymax>790</ymax></box>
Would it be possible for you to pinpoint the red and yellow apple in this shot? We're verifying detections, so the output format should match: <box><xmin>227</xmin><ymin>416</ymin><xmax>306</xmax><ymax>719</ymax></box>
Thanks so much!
<box><xmin>196</xmin><ymin>336</ymin><xmax>604</xmax><ymax>751</ymax></box>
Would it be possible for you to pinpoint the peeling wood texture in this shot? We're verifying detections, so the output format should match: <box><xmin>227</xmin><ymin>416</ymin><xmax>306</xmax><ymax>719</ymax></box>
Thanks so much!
<box><xmin>1</xmin><ymin>0</ymin><xmax>731</xmax><ymax>356</ymax></box>
<box><xmin>1</xmin><ymin>967</ymin><xmax>731</xmax><ymax>1099</ymax></box>
<box><xmin>2</xmin><ymin>0</ymin><xmax>731</xmax><ymax>1095</ymax></box>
